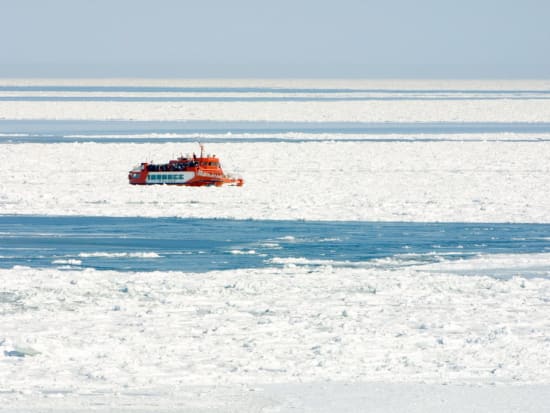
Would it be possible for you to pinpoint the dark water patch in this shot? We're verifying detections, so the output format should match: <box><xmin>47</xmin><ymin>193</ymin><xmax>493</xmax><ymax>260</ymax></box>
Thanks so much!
<box><xmin>2</xmin><ymin>96</ymin><xmax>550</xmax><ymax>102</ymax></box>
<box><xmin>1</xmin><ymin>216</ymin><xmax>549</xmax><ymax>274</ymax></box>
<box><xmin>2</xmin><ymin>120</ymin><xmax>550</xmax><ymax>145</ymax></box>
<box><xmin>1</xmin><ymin>85</ymin><xmax>549</xmax><ymax>94</ymax></box>
<box><xmin>3</xmin><ymin>136</ymin><xmax>550</xmax><ymax>144</ymax></box>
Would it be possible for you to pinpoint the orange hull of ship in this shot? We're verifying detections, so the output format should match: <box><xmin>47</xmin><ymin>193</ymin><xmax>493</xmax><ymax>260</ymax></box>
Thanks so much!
<box><xmin>128</xmin><ymin>154</ymin><xmax>243</xmax><ymax>187</ymax></box>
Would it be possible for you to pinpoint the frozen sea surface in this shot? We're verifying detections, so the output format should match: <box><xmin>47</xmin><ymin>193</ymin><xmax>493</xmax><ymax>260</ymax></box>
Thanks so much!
<box><xmin>2</xmin><ymin>262</ymin><xmax>550</xmax><ymax>407</ymax></box>
<box><xmin>1</xmin><ymin>79</ymin><xmax>549</xmax><ymax>222</ymax></box>
<box><xmin>1</xmin><ymin>79</ymin><xmax>550</xmax><ymax>411</ymax></box>
<box><xmin>1</xmin><ymin>79</ymin><xmax>550</xmax><ymax>122</ymax></box>
<box><xmin>1</xmin><ymin>140</ymin><xmax>549</xmax><ymax>222</ymax></box>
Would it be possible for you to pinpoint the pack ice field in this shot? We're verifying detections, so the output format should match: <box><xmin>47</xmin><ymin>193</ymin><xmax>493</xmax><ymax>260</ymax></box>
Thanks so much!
<box><xmin>1</xmin><ymin>79</ymin><xmax>550</xmax><ymax>410</ymax></box>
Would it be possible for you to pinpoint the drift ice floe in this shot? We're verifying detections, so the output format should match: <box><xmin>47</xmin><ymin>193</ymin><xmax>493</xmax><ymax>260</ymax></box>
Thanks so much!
<box><xmin>128</xmin><ymin>144</ymin><xmax>243</xmax><ymax>187</ymax></box>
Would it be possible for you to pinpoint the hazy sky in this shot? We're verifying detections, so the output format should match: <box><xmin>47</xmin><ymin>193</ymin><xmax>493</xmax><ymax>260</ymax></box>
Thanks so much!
<box><xmin>1</xmin><ymin>0</ymin><xmax>549</xmax><ymax>77</ymax></box>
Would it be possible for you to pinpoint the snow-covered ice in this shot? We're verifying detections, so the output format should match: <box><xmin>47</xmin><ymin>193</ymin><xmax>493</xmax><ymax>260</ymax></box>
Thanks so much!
<box><xmin>1</xmin><ymin>256</ymin><xmax>550</xmax><ymax>408</ymax></box>
<box><xmin>1</xmin><ymin>140</ymin><xmax>549</xmax><ymax>222</ymax></box>
<box><xmin>2</xmin><ymin>99</ymin><xmax>550</xmax><ymax>123</ymax></box>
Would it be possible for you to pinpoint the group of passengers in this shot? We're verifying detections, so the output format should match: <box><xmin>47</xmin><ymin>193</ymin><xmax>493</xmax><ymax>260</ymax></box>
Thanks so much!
<box><xmin>147</xmin><ymin>161</ymin><xmax>198</xmax><ymax>172</ymax></box>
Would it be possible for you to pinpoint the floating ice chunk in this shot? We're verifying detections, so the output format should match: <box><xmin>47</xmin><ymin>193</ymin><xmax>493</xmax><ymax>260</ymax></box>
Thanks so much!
<box><xmin>268</xmin><ymin>256</ymin><xmax>366</xmax><ymax>268</ymax></box>
<box><xmin>52</xmin><ymin>259</ymin><xmax>82</xmax><ymax>265</ymax></box>
<box><xmin>78</xmin><ymin>252</ymin><xmax>160</xmax><ymax>258</ymax></box>
<box><xmin>229</xmin><ymin>249</ymin><xmax>256</xmax><ymax>255</ymax></box>
<box><xmin>260</xmin><ymin>243</ymin><xmax>281</xmax><ymax>249</ymax></box>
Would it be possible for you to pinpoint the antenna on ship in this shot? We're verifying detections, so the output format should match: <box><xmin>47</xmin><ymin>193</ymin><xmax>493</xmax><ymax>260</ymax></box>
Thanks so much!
<box><xmin>199</xmin><ymin>142</ymin><xmax>204</xmax><ymax>158</ymax></box>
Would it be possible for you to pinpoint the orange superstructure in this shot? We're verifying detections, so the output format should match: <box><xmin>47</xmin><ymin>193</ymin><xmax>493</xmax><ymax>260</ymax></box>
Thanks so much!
<box><xmin>128</xmin><ymin>144</ymin><xmax>243</xmax><ymax>187</ymax></box>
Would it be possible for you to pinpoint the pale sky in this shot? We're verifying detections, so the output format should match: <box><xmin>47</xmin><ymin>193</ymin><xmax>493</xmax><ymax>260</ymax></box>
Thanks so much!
<box><xmin>1</xmin><ymin>0</ymin><xmax>549</xmax><ymax>77</ymax></box>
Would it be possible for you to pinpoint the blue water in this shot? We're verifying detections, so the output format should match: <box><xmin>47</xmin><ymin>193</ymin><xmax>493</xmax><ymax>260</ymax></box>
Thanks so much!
<box><xmin>2</xmin><ymin>85</ymin><xmax>550</xmax><ymax>94</ymax></box>
<box><xmin>1</xmin><ymin>85</ymin><xmax>549</xmax><ymax>102</ymax></box>
<box><xmin>3</xmin><ymin>96</ymin><xmax>550</xmax><ymax>102</ymax></box>
<box><xmin>1</xmin><ymin>216</ymin><xmax>549</xmax><ymax>273</ymax></box>
<box><xmin>2</xmin><ymin>120</ymin><xmax>550</xmax><ymax>145</ymax></box>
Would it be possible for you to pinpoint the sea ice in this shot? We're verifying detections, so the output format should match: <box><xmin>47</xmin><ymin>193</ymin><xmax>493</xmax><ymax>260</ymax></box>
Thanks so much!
<box><xmin>1</xmin><ymin>141</ymin><xmax>549</xmax><ymax>222</ymax></box>
<box><xmin>0</xmin><ymin>260</ymin><xmax>549</xmax><ymax>402</ymax></box>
